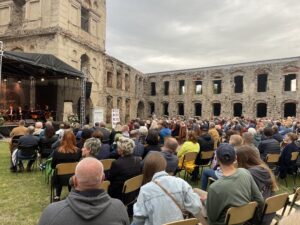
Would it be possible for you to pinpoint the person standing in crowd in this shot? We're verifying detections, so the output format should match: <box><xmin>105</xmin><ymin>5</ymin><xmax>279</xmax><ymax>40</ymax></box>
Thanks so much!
<box><xmin>208</xmin><ymin>122</ymin><xmax>220</xmax><ymax>149</ymax></box>
<box><xmin>51</xmin><ymin>130</ymin><xmax>81</xmax><ymax>201</ymax></box>
<box><xmin>132</xmin><ymin>152</ymin><xmax>206</xmax><ymax>225</ymax></box>
<box><xmin>204</xmin><ymin>144</ymin><xmax>264</xmax><ymax>225</ymax></box>
<box><xmin>38</xmin><ymin>158</ymin><xmax>129</xmax><ymax>225</ymax></box>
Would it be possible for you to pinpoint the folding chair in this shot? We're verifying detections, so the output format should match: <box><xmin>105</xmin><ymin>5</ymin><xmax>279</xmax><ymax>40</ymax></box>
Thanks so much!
<box><xmin>11</xmin><ymin>135</ymin><xmax>23</xmax><ymax>153</ymax></box>
<box><xmin>260</xmin><ymin>192</ymin><xmax>289</xmax><ymax>224</ymax></box>
<box><xmin>163</xmin><ymin>218</ymin><xmax>199</xmax><ymax>225</ymax></box>
<box><xmin>225</xmin><ymin>202</ymin><xmax>258</xmax><ymax>225</ymax></box>
<box><xmin>179</xmin><ymin>152</ymin><xmax>198</xmax><ymax>180</ymax></box>
<box><xmin>100</xmin><ymin>158</ymin><xmax>115</xmax><ymax>171</ymax></box>
<box><xmin>122</xmin><ymin>174</ymin><xmax>143</xmax><ymax>207</ymax></box>
<box><xmin>50</xmin><ymin>162</ymin><xmax>78</xmax><ymax>203</ymax></box>
<box><xmin>265</xmin><ymin>153</ymin><xmax>280</xmax><ymax>172</ymax></box>
<box><xmin>288</xmin><ymin>187</ymin><xmax>300</xmax><ymax>215</ymax></box>
<box><xmin>286</xmin><ymin>151</ymin><xmax>300</xmax><ymax>187</ymax></box>
<box><xmin>198</xmin><ymin>150</ymin><xmax>215</xmax><ymax>178</ymax></box>
<box><xmin>100</xmin><ymin>180</ymin><xmax>110</xmax><ymax>192</ymax></box>
<box><xmin>16</xmin><ymin>145</ymin><xmax>38</xmax><ymax>172</ymax></box>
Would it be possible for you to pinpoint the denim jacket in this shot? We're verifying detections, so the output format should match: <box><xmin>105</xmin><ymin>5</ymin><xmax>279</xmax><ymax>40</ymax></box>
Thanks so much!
<box><xmin>131</xmin><ymin>171</ymin><xmax>202</xmax><ymax>225</ymax></box>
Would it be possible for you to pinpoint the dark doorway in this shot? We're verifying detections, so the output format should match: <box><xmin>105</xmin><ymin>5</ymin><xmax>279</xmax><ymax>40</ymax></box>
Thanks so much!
<box><xmin>284</xmin><ymin>103</ymin><xmax>296</xmax><ymax>117</ymax></box>
<box><xmin>149</xmin><ymin>102</ymin><xmax>155</xmax><ymax>115</ymax></box>
<box><xmin>213</xmin><ymin>103</ymin><xmax>221</xmax><ymax>116</ymax></box>
<box><xmin>36</xmin><ymin>82</ymin><xmax>57</xmax><ymax>112</ymax></box>
<box><xmin>178</xmin><ymin>103</ymin><xmax>184</xmax><ymax>115</ymax></box>
<box><xmin>195</xmin><ymin>103</ymin><xmax>202</xmax><ymax>116</ymax></box>
<box><xmin>256</xmin><ymin>103</ymin><xmax>267</xmax><ymax>117</ymax></box>
<box><xmin>233</xmin><ymin>103</ymin><xmax>242</xmax><ymax>117</ymax></box>
<box><xmin>163</xmin><ymin>102</ymin><xmax>169</xmax><ymax>116</ymax></box>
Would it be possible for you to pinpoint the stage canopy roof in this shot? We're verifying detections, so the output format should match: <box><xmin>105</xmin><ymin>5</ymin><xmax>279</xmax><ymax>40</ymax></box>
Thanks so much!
<box><xmin>2</xmin><ymin>51</ymin><xmax>84</xmax><ymax>79</ymax></box>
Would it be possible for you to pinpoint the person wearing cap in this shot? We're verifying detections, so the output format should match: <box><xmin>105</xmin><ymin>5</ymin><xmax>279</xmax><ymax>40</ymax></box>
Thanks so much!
<box><xmin>191</xmin><ymin>124</ymin><xmax>214</xmax><ymax>181</ymax></box>
<box><xmin>159</xmin><ymin>121</ymin><xmax>171</xmax><ymax>145</ymax></box>
<box><xmin>205</xmin><ymin>143</ymin><xmax>264</xmax><ymax>225</ymax></box>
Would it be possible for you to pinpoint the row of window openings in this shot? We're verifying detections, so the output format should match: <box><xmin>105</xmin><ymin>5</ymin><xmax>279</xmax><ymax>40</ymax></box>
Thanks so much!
<box><xmin>150</xmin><ymin>74</ymin><xmax>297</xmax><ymax>96</ymax></box>
<box><xmin>107</xmin><ymin>72</ymin><xmax>130</xmax><ymax>90</ymax></box>
<box><xmin>149</xmin><ymin>102</ymin><xmax>297</xmax><ymax>118</ymax></box>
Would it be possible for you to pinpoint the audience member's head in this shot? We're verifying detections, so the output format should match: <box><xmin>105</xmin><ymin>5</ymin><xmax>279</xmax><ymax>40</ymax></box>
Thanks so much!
<box><xmin>27</xmin><ymin>126</ymin><xmax>35</xmax><ymax>135</ymax></box>
<box><xmin>44</xmin><ymin>124</ymin><xmax>55</xmax><ymax>138</ymax></box>
<box><xmin>35</xmin><ymin>121</ymin><xmax>43</xmax><ymax>129</ymax></box>
<box><xmin>272</xmin><ymin>125</ymin><xmax>279</xmax><ymax>134</ymax></box>
<box><xmin>146</xmin><ymin>129</ymin><xmax>160</xmax><ymax>145</ymax></box>
<box><xmin>187</xmin><ymin>131</ymin><xmax>198</xmax><ymax>143</ymax></box>
<box><xmin>117</xmin><ymin>137</ymin><xmax>135</xmax><ymax>156</ymax></box>
<box><xmin>92</xmin><ymin>130</ymin><xmax>103</xmax><ymax>140</ymax></box>
<box><xmin>209</xmin><ymin>122</ymin><xmax>215</xmax><ymax>129</ymax></box>
<box><xmin>59</xmin><ymin>129</ymin><xmax>77</xmax><ymax>153</ymax></box>
<box><xmin>263</xmin><ymin>127</ymin><xmax>273</xmax><ymax>137</ymax></box>
<box><xmin>133</xmin><ymin>122</ymin><xmax>140</xmax><ymax>130</ymax></box>
<box><xmin>94</xmin><ymin>122</ymin><xmax>100</xmax><ymax>127</ymax></box>
<box><xmin>82</xmin><ymin>137</ymin><xmax>101</xmax><ymax>157</ymax></box>
<box><xmin>100</xmin><ymin>122</ymin><xmax>106</xmax><ymax>128</ymax></box>
<box><xmin>19</xmin><ymin>120</ymin><xmax>25</xmax><ymax>126</ymax></box>
<box><xmin>216</xmin><ymin>144</ymin><xmax>236</xmax><ymax>166</ymax></box>
<box><xmin>162</xmin><ymin>137</ymin><xmax>179</xmax><ymax>153</ymax></box>
<box><xmin>81</xmin><ymin>128</ymin><xmax>92</xmax><ymax>140</ymax></box>
<box><xmin>143</xmin><ymin>152</ymin><xmax>167</xmax><ymax>184</ymax></box>
<box><xmin>229</xmin><ymin>134</ymin><xmax>243</xmax><ymax>147</ymax></box>
<box><xmin>74</xmin><ymin>157</ymin><xmax>104</xmax><ymax>191</ymax></box>
<box><xmin>242</xmin><ymin>132</ymin><xmax>254</xmax><ymax>145</ymax></box>
<box><xmin>247</xmin><ymin>127</ymin><xmax>257</xmax><ymax>136</ymax></box>
<box><xmin>284</xmin><ymin>132</ymin><xmax>298</xmax><ymax>144</ymax></box>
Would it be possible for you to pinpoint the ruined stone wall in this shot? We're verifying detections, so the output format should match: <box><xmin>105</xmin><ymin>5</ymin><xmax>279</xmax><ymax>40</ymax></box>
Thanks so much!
<box><xmin>146</xmin><ymin>57</ymin><xmax>300</xmax><ymax>119</ymax></box>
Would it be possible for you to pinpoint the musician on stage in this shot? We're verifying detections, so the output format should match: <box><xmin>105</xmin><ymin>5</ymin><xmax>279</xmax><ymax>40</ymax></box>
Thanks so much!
<box><xmin>8</xmin><ymin>105</ymin><xmax>15</xmax><ymax>121</ymax></box>
<box><xmin>17</xmin><ymin>106</ymin><xmax>23</xmax><ymax>120</ymax></box>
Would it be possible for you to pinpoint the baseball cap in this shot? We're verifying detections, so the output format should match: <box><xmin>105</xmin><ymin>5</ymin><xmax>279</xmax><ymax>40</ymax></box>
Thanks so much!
<box><xmin>216</xmin><ymin>143</ymin><xmax>236</xmax><ymax>165</ymax></box>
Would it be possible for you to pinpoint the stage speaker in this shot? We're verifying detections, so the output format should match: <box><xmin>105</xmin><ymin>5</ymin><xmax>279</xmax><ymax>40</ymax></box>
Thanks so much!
<box><xmin>86</xmin><ymin>82</ymin><xmax>92</xmax><ymax>99</ymax></box>
<box><xmin>25</xmin><ymin>119</ymin><xmax>35</xmax><ymax>125</ymax></box>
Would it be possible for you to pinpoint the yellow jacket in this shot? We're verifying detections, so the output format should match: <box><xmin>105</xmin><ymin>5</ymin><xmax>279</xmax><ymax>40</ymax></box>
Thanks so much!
<box><xmin>209</xmin><ymin>128</ymin><xmax>220</xmax><ymax>150</ymax></box>
<box><xmin>177</xmin><ymin>141</ymin><xmax>200</xmax><ymax>173</ymax></box>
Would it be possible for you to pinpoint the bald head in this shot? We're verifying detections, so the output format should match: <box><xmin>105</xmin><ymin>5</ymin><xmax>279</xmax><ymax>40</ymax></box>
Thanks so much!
<box><xmin>163</xmin><ymin>137</ymin><xmax>179</xmax><ymax>153</ymax></box>
<box><xmin>74</xmin><ymin>157</ymin><xmax>104</xmax><ymax>191</ymax></box>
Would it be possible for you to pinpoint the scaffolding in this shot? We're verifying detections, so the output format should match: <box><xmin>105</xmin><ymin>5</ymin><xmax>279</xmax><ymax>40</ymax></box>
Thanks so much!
<box><xmin>80</xmin><ymin>72</ymin><xmax>87</xmax><ymax>126</ymax></box>
<box><xmin>0</xmin><ymin>41</ymin><xmax>3</xmax><ymax>87</ymax></box>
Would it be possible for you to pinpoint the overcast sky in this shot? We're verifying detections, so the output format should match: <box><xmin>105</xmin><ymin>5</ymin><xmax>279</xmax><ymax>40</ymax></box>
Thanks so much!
<box><xmin>106</xmin><ymin>0</ymin><xmax>300</xmax><ymax>73</ymax></box>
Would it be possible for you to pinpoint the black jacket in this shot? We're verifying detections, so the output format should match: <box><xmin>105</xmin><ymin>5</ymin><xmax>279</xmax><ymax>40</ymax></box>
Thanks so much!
<box><xmin>195</xmin><ymin>133</ymin><xmax>214</xmax><ymax>165</ymax></box>
<box><xmin>258</xmin><ymin>137</ymin><xmax>280</xmax><ymax>160</ymax></box>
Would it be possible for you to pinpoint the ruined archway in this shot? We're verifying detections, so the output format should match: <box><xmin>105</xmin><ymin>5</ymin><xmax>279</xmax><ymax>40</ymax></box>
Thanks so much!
<box><xmin>137</xmin><ymin>101</ymin><xmax>145</xmax><ymax>119</ymax></box>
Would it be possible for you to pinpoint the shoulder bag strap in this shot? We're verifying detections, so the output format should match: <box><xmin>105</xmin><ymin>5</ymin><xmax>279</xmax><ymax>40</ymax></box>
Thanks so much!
<box><xmin>153</xmin><ymin>180</ymin><xmax>184</xmax><ymax>214</ymax></box>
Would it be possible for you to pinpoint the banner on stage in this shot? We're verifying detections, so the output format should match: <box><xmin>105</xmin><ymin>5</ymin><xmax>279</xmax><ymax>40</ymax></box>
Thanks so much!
<box><xmin>92</xmin><ymin>107</ymin><xmax>104</xmax><ymax>125</ymax></box>
<box><xmin>112</xmin><ymin>108</ymin><xmax>120</xmax><ymax>128</ymax></box>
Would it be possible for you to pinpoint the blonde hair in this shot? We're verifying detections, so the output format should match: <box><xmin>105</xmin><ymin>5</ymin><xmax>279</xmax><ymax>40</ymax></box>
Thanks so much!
<box><xmin>117</xmin><ymin>137</ymin><xmax>135</xmax><ymax>156</ymax></box>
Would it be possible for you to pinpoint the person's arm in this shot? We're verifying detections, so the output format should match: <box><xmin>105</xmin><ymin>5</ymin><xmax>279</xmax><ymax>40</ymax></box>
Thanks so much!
<box><xmin>107</xmin><ymin>160</ymin><xmax>119</xmax><ymax>181</ymax></box>
<box><xmin>182</xmin><ymin>181</ymin><xmax>202</xmax><ymax>216</ymax></box>
<box><xmin>131</xmin><ymin>189</ymin><xmax>148</xmax><ymax>225</ymax></box>
<box><xmin>51</xmin><ymin>151</ymin><xmax>58</xmax><ymax>169</ymax></box>
<box><xmin>206</xmin><ymin>188</ymin><xmax>223</xmax><ymax>224</ymax></box>
<box><xmin>177</xmin><ymin>142</ymin><xmax>187</xmax><ymax>158</ymax></box>
<box><xmin>250</xmin><ymin>175</ymin><xmax>264</xmax><ymax>207</ymax></box>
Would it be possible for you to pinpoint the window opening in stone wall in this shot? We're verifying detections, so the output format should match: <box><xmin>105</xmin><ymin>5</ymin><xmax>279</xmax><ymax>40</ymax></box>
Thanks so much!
<box><xmin>234</xmin><ymin>76</ymin><xmax>243</xmax><ymax>93</ymax></box>
<box><xmin>151</xmin><ymin>82</ymin><xmax>156</xmax><ymax>96</ymax></box>
<box><xmin>257</xmin><ymin>74</ymin><xmax>268</xmax><ymax>92</ymax></box>
<box><xmin>256</xmin><ymin>103</ymin><xmax>267</xmax><ymax>117</ymax></box>
<box><xmin>163</xmin><ymin>103</ymin><xmax>169</xmax><ymax>116</ymax></box>
<box><xmin>178</xmin><ymin>103</ymin><xmax>184</xmax><ymax>115</ymax></box>
<box><xmin>149</xmin><ymin>102</ymin><xmax>155</xmax><ymax>115</ymax></box>
<box><xmin>284</xmin><ymin>74</ymin><xmax>296</xmax><ymax>92</ymax></box>
<box><xmin>213</xmin><ymin>80</ymin><xmax>222</xmax><ymax>94</ymax></box>
<box><xmin>284</xmin><ymin>103</ymin><xmax>296</xmax><ymax>117</ymax></box>
<box><xmin>195</xmin><ymin>103</ymin><xmax>202</xmax><ymax>116</ymax></box>
<box><xmin>179</xmin><ymin>80</ymin><xmax>185</xmax><ymax>95</ymax></box>
<box><xmin>125</xmin><ymin>74</ymin><xmax>130</xmax><ymax>91</ymax></box>
<box><xmin>14</xmin><ymin>0</ymin><xmax>26</xmax><ymax>6</ymax></box>
<box><xmin>81</xmin><ymin>7</ymin><xmax>89</xmax><ymax>32</ymax></box>
<box><xmin>213</xmin><ymin>103</ymin><xmax>221</xmax><ymax>116</ymax></box>
<box><xmin>117</xmin><ymin>72</ymin><xmax>122</xmax><ymax>89</ymax></box>
<box><xmin>233</xmin><ymin>103</ymin><xmax>243</xmax><ymax>117</ymax></box>
<box><xmin>107</xmin><ymin>72</ymin><xmax>112</xmax><ymax>87</ymax></box>
<box><xmin>164</xmin><ymin>81</ymin><xmax>169</xmax><ymax>95</ymax></box>
<box><xmin>195</xmin><ymin>81</ymin><xmax>202</xmax><ymax>94</ymax></box>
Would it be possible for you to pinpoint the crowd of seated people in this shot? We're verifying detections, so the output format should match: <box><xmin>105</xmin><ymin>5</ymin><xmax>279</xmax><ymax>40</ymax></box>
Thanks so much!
<box><xmin>7</xmin><ymin>115</ymin><xmax>300</xmax><ymax>225</ymax></box>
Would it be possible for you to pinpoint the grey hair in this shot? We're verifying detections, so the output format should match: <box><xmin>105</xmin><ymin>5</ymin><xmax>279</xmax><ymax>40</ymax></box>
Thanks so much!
<box><xmin>27</xmin><ymin>126</ymin><xmax>35</xmax><ymax>135</ymax></box>
<box><xmin>83</xmin><ymin>137</ymin><xmax>101</xmax><ymax>157</ymax></box>
<box><xmin>117</xmin><ymin>137</ymin><xmax>135</xmax><ymax>156</ymax></box>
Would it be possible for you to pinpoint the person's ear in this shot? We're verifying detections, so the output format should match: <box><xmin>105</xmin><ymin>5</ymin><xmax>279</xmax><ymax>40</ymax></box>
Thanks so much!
<box><xmin>73</xmin><ymin>176</ymin><xmax>78</xmax><ymax>188</ymax></box>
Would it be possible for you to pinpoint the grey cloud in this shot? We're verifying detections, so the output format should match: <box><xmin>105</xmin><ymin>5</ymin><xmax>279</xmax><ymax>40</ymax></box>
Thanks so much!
<box><xmin>106</xmin><ymin>0</ymin><xmax>300</xmax><ymax>73</ymax></box>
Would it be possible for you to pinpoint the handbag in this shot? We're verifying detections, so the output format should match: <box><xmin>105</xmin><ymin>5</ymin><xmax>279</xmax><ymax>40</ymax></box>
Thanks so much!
<box><xmin>153</xmin><ymin>180</ymin><xmax>191</xmax><ymax>218</ymax></box>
